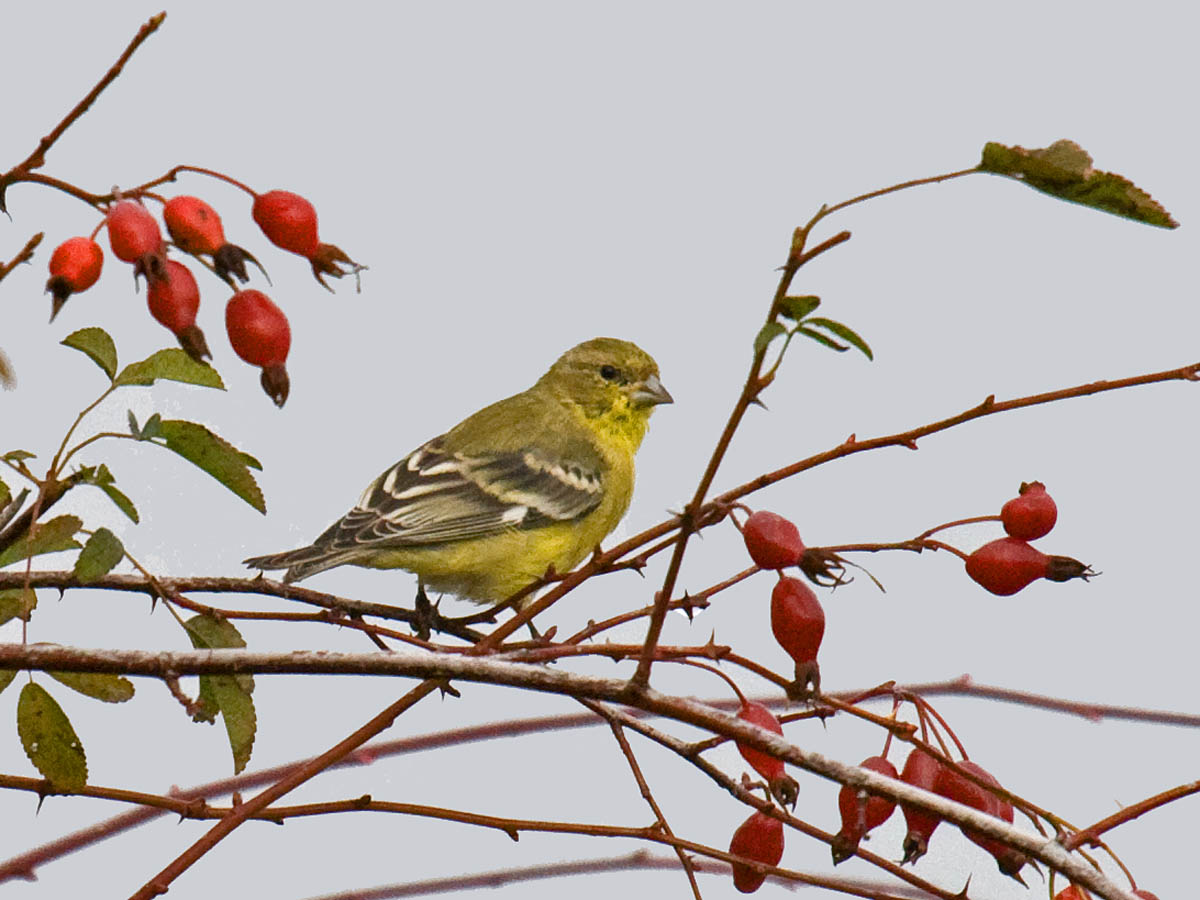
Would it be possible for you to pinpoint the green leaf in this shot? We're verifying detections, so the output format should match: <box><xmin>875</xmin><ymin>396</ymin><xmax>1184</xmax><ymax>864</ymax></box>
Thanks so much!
<box><xmin>979</xmin><ymin>140</ymin><xmax>1178</xmax><ymax>229</ymax></box>
<box><xmin>0</xmin><ymin>515</ymin><xmax>82</xmax><ymax>568</ymax></box>
<box><xmin>151</xmin><ymin>420</ymin><xmax>265</xmax><ymax>513</ymax></box>
<box><xmin>753</xmin><ymin>321</ymin><xmax>787</xmax><ymax>357</ymax></box>
<box><xmin>48</xmin><ymin>670</ymin><xmax>135</xmax><ymax>703</ymax></box>
<box><xmin>0</xmin><ymin>588</ymin><xmax>37</xmax><ymax>626</ymax></box>
<box><xmin>114</xmin><ymin>348</ymin><xmax>225</xmax><ymax>390</ymax></box>
<box><xmin>185</xmin><ymin>614</ymin><xmax>256</xmax><ymax>773</ymax></box>
<box><xmin>0</xmin><ymin>478</ymin><xmax>10</xmax><ymax>510</ymax></box>
<box><xmin>76</xmin><ymin>465</ymin><xmax>139</xmax><ymax>523</ymax></box>
<box><xmin>3</xmin><ymin>450</ymin><xmax>35</xmax><ymax>463</ymax></box>
<box><xmin>795</xmin><ymin>325</ymin><xmax>848</xmax><ymax>353</ymax></box>
<box><xmin>804</xmin><ymin>317</ymin><xmax>874</xmax><ymax>361</ymax></box>
<box><xmin>17</xmin><ymin>682</ymin><xmax>88</xmax><ymax>791</ymax></box>
<box><xmin>778</xmin><ymin>295</ymin><xmax>821</xmax><ymax>321</ymax></box>
<box><xmin>61</xmin><ymin>328</ymin><xmax>118</xmax><ymax>381</ymax></box>
<box><xmin>99</xmin><ymin>483</ymin><xmax>140</xmax><ymax>523</ymax></box>
<box><xmin>0</xmin><ymin>669</ymin><xmax>15</xmax><ymax>696</ymax></box>
<box><xmin>73</xmin><ymin>529</ymin><xmax>125</xmax><ymax>583</ymax></box>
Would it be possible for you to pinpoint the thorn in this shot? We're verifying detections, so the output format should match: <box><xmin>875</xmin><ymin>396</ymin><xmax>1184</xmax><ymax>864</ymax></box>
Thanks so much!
<box><xmin>903</xmin><ymin>439</ymin><xmax>919</xmax><ymax>450</ymax></box>
<box><xmin>978</xmin><ymin>394</ymin><xmax>996</xmax><ymax>410</ymax></box>
<box><xmin>749</xmin><ymin>396</ymin><xmax>768</xmax><ymax>410</ymax></box>
<box><xmin>843</xmin><ymin>433</ymin><xmax>857</xmax><ymax>446</ymax></box>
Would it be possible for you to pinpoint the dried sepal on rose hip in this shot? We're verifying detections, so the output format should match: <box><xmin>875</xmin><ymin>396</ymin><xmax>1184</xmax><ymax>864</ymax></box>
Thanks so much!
<box><xmin>226</xmin><ymin>289</ymin><xmax>291</xmax><ymax>407</ymax></box>
<box><xmin>742</xmin><ymin>510</ymin><xmax>805</xmax><ymax>570</ymax></box>
<box><xmin>1001</xmin><ymin>480</ymin><xmax>1058</xmax><ymax>540</ymax></box>
<box><xmin>251</xmin><ymin>189</ymin><xmax>364</xmax><ymax>290</ymax></box>
<box><xmin>728</xmin><ymin>810</ymin><xmax>784</xmax><ymax>894</ymax></box>
<box><xmin>45</xmin><ymin>237</ymin><xmax>103</xmax><ymax>320</ymax></box>
<box><xmin>965</xmin><ymin>537</ymin><xmax>1093</xmax><ymax>596</ymax></box>
<box><xmin>148</xmin><ymin>260</ymin><xmax>211</xmax><ymax>362</ymax></box>
<box><xmin>735</xmin><ymin>700</ymin><xmax>799</xmax><ymax>808</ymax></box>
<box><xmin>106</xmin><ymin>199</ymin><xmax>167</xmax><ymax>283</ymax></box>
<box><xmin>770</xmin><ymin>575</ymin><xmax>825</xmax><ymax>698</ymax></box>
<box><xmin>831</xmin><ymin>755</ymin><xmax>898</xmax><ymax>864</ymax></box>
<box><xmin>163</xmin><ymin>195</ymin><xmax>261</xmax><ymax>284</ymax></box>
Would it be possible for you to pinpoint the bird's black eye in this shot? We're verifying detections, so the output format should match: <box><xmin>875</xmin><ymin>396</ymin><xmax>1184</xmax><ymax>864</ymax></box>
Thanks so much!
<box><xmin>599</xmin><ymin>364</ymin><xmax>620</xmax><ymax>381</ymax></box>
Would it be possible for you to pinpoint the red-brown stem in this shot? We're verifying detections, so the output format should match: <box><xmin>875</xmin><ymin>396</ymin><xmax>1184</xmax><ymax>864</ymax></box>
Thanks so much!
<box><xmin>1064</xmin><ymin>779</ymin><xmax>1200</xmax><ymax>851</ymax></box>
<box><xmin>631</xmin><ymin>229</ymin><xmax>853</xmax><ymax>687</ymax></box>
<box><xmin>128</xmin><ymin>680</ymin><xmax>442</xmax><ymax>899</ymax></box>
<box><xmin>915</xmin><ymin>514</ymin><xmax>1002</xmax><ymax>539</ymax></box>
<box><xmin>2</xmin><ymin>13</ymin><xmax>166</xmax><ymax>178</ymax></box>
<box><xmin>0</xmin><ymin>233</ymin><xmax>43</xmax><ymax>283</ymax></box>
<box><xmin>586</xmin><ymin>703</ymin><xmax>702</xmax><ymax>900</ymax></box>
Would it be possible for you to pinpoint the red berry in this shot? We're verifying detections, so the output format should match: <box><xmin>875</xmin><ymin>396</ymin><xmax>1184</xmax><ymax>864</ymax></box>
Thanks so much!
<box><xmin>831</xmin><ymin>755</ymin><xmax>898</xmax><ymax>864</ymax></box>
<box><xmin>965</xmin><ymin>537</ymin><xmax>1048</xmax><ymax>595</ymax></box>
<box><xmin>770</xmin><ymin>576</ymin><xmax>824</xmax><ymax>695</ymax></box>
<box><xmin>106</xmin><ymin>200</ymin><xmax>163</xmax><ymax>263</ymax></box>
<box><xmin>45</xmin><ymin>237</ymin><xmax>103</xmax><ymax>320</ymax></box>
<box><xmin>1132</xmin><ymin>890</ymin><xmax>1160</xmax><ymax>900</ymax></box>
<box><xmin>728</xmin><ymin>811</ymin><xmax>784</xmax><ymax>894</ymax></box>
<box><xmin>226</xmin><ymin>289</ymin><xmax>291</xmax><ymax>407</ymax></box>
<box><xmin>1054</xmin><ymin>887</ymin><xmax>1089</xmax><ymax>900</ymax></box>
<box><xmin>936</xmin><ymin>760</ymin><xmax>1027</xmax><ymax>877</ymax></box>
<box><xmin>736</xmin><ymin>701</ymin><xmax>798</xmax><ymax>807</ymax></box>
<box><xmin>252</xmin><ymin>190</ymin><xmax>319</xmax><ymax>257</ymax></box>
<box><xmin>164</xmin><ymin>196</ymin><xmax>226</xmax><ymax>255</ymax></box>
<box><xmin>147</xmin><ymin>261</ymin><xmax>210</xmax><ymax>362</ymax></box>
<box><xmin>899</xmin><ymin>748</ymin><xmax>944</xmax><ymax>864</ymax></box>
<box><xmin>743</xmin><ymin>511</ymin><xmax>805</xmax><ymax>569</ymax></box>
<box><xmin>1001</xmin><ymin>481</ymin><xmax>1058</xmax><ymax>540</ymax></box>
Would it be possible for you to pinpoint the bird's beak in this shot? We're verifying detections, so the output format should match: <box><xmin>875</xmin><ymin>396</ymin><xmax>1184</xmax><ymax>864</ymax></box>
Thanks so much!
<box><xmin>628</xmin><ymin>373</ymin><xmax>673</xmax><ymax>408</ymax></box>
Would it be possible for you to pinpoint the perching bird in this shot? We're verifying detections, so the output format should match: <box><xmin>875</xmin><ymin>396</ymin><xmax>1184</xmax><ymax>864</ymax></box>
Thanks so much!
<box><xmin>244</xmin><ymin>337</ymin><xmax>671</xmax><ymax>605</ymax></box>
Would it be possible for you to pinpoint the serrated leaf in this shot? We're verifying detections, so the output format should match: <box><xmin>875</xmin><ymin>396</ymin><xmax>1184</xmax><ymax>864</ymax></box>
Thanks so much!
<box><xmin>795</xmin><ymin>325</ymin><xmax>848</xmax><ymax>352</ymax></box>
<box><xmin>979</xmin><ymin>140</ymin><xmax>1178</xmax><ymax>229</ymax></box>
<box><xmin>150</xmin><ymin>420</ymin><xmax>264</xmax><ymax>513</ymax></box>
<box><xmin>115</xmin><ymin>348</ymin><xmax>225</xmax><ymax>390</ymax></box>
<box><xmin>185</xmin><ymin>614</ymin><xmax>256</xmax><ymax>773</ymax></box>
<box><xmin>48</xmin><ymin>670</ymin><xmax>134</xmax><ymax>703</ymax></box>
<box><xmin>754</xmin><ymin>321</ymin><xmax>787</xmax><ymax>357</ymax></box>
<box><xmin>3</xmin><ymin>450</ymin><xmax>35</xmax><ymax>462</ymax></box>
<box><xmin>61</xmin><ymin>328</ymin><xmax>118</xmax><ymax>380</ymax></box>
<box><xmin>73</xmin><ymin>529</ymin><xmax>125</xmax><ymax>583</ymax></box>
<box><xmin>0</xmin><ymin>515</ymin><xmax>82</xmax><ymax>568</ymax></box>
<box><xmin>804</xmin><ymin>317</ymin><xmax>874</xmax><ymax>360</ymax></box>
<box><xmin>0</xmin><ymin>669</ymin><xmax>15</xmax><ymax>696</ymax></box>
<box><xmin>778</xmin><ymin>295</ymin><xmax>821</xmax><ymax>321</ymax></box>
<box><xmin>0</xmin><ymin>588</ymin><xmax>37</xmax><ymax>626</ymax></box>
<box><xmin>17</xmin><ymin>682</ymin><xmax>88</xmax><ymax>791</ymax></box>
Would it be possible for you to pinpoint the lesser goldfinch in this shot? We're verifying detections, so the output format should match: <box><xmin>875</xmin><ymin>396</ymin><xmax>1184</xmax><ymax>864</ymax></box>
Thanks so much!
<box><xmin>244</xmin><ymin>337</ymin><xmax>672</xmax><ymax>603</ymax></box>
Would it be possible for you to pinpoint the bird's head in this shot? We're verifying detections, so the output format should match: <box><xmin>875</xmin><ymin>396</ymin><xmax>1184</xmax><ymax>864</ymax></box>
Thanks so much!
<box><xmin>539</xmin><ymin>337</ymin><xmax>672</xmax><ymax>445</ymax></box>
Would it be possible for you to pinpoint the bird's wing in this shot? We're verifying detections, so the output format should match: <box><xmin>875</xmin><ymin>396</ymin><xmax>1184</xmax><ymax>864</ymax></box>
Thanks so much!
<box><xmin>312</xmin><ymin>437</ymin><xmax>605</xmax><ymax>551</ymax></box>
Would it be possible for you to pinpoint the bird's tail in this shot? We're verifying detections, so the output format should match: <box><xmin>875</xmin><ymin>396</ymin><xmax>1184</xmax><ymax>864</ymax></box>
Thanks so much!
<box><xmin>243</xmin><ymin>546</ymin><xmax>358</xmax><ymax>584</ymax></box>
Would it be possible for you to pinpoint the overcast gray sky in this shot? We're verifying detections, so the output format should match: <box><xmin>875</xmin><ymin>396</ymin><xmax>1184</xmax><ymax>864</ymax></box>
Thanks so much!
<box><xmin>2</xmin><ymin>3</ymin><xmax>1196</xmax><ymax>898</ymax></box>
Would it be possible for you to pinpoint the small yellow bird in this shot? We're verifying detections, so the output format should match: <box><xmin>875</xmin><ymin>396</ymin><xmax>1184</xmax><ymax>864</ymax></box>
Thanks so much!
<box><xmin>244</xmin><ymin>337</ymin><xmax>671</xmax><ymax>604</ymax></box>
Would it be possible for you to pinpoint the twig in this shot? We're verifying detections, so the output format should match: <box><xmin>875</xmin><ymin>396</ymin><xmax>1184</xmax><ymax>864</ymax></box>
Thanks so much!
<box><xmin>0</xmin><ymin>233</ymin><xmax>43</xmax><ymax>283</ymax></box>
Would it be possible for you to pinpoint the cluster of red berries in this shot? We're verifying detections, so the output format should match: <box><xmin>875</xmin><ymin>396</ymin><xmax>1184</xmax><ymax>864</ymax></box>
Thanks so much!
<box><xmin>897</xmin><ymin>748</ymin><xmax>1026</xmax><ymax>876</ymax></box>
<box><xmin>45</xmin><ymin>188</ymin><xmax>361</xmax><ymax>407</ymax></box>
<box><xmin>741</xmin><ymin>511</ymin><xmax>825</xmax><ymax>696</ymax></box>
<box><xmin>965</xmin><ymin>482</ymin><xmax>1092</xmax><ymax>595</ymax></box>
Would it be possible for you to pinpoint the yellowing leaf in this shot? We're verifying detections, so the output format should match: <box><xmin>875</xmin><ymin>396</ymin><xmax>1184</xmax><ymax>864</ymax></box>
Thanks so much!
<box><xmin>979</xmin><ymin>140</ymin><xmax>1178</xmax><ymax>229</ymax></box>
<box><xmin>0</xmin><ymin>588</ymin><xmax>37</xmax><ymax>626</ymax></box>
